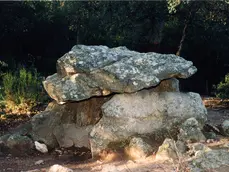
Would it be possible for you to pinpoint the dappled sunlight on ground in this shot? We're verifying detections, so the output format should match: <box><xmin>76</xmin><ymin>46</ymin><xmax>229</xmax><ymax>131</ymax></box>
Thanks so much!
<box><xmin>65</xmin><ymin>156</ymin><xmax>175</xmax><ymax>172</ymax></box>
<box><xmin>1</xmin><ymin>99</ymin><xmax>229</xmax><ymax>171</ymax></box>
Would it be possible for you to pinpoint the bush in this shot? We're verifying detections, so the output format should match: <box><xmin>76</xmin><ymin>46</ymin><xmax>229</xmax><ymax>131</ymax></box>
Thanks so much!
<box><xmin>215</xmin><ymin>73</ymin><xmax>229</xmax><ymax>99</ymax></box>
<box><xmin>1</xmin><ymin>67</ymin><xmax>48</xmax><ymax>114</ymax></box>
<box><xmin>0</xmin><ymin>60</ymin><xmax>8</xmax><ymax>106</ymax></box>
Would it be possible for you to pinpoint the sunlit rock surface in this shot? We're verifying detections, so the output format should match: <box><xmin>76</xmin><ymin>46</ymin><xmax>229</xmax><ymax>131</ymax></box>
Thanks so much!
<box><xmin>43</xmin><ymin>45</ymin><xmax>197</xmax><ymax>103</ymax></box>
<box><xmin>89</xmin><ymin>90</ymin><xmax>207</xmax><ymax>157</ymax></box>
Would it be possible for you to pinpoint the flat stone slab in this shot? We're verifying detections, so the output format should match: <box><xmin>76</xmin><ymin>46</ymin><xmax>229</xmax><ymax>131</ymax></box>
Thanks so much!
<box><xmin>43</xmin><ymin>45</ymin><xmax>197</xmax><ymax>103</ymax></box>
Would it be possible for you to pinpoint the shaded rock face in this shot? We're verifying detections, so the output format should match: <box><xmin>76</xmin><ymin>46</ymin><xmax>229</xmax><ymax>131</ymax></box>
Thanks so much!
<box><xmin>89</xmin><ymin>90</ymin><xmax>207</xmax><ymax>157</ymax></box>
<box><xmin>178</xmin><ymin>118</ymin><xmax>206</xmax><ymax>143</ymax></box>
<box><xmin>0</xmin><ymin>134</ymin><xmax>34</xmax><ymax>156</ymax></box>
<box><xmin>0</xmin><ymin>78</ymin><xmax>180</xmax><ymax>155</ymax></box>
<box><xmin>155</xmin><ymin>138</ymin><xmax>178</xmax><ymax>162</ymax></box>
<box><xmin>31</xmin><ymin>96</ymin><xmax>109</xmax><ymax>148</ymax></box>
<box><xmin>43</xmin><ymin>45</ymin><xmax>196</xmax><ymax>103</ymax></box>
<box><xmin>124</xmin><ymin>136</ymin><xmax>154</xmax><ymax>160</ymax></box>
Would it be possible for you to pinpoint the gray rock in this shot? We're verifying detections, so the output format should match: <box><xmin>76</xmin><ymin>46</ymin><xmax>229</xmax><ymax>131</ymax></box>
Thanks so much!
<box><xmin>124</xmin><ymin>136</ymin><xmax>154</xmax><ymax>160</ymax></box>
<box><xmin>0</xmin><ymin>123</ymin><xmax>34</xmax><ymax>155</ymax></box>
<box><xmin>48</xmin><ymin>164</ymin><xmax>73</xmax><ymax>172</ymax></box>
<box><xmin>90</xmin><ymin>90</ymin><xmax>207</xmax><ymax>157</ymax></box>
<box><xmin>6</xmin><ymin>134</ymin><xmax>34</xmax><ymax>155</ymax></box>
<box><xmin>53</xmin><ymin>124</ymin><xmax>92</xmax><ymax>148</ymax></box>
<box><xmin>31</xmin><ymin>97</ymin><xmax>107</xmax><ymax>148</ymax></box>
<box><xmin>222</xmin><ymin>120</ymin><xmax>229</xmax><ymax>136</ymax></box>
<box><xmin>187</xmin><ymin>143</ymin><xmax>211</xmax><ymax>157</ymax></box>
<box><xmin>34</xmin><ymin>160</ymin><xmax>44</xmax><ymax>165</ymax></box>
<box><xmin>178</xmin><ymin>118</ymin><xmax>206</xmax><ymax>143</ymax></box>
<box><xmin>43</xmin><ymin>45</ymin><xmax>196</xmax><ymax>103</ymax></box>
<box><xmin>34</xmin><ymin>141</ymin><xmax>48</xmax><ymax>153</ymax></box>
<box><xmin>189</xmin><ymin>149</ymin><xmax>229</xmax><ymax>171</ymax></box>
<box><xmin>0</xmin><ymin>134</ymin><xmax>11</xmax><ymax>144</ymax></box>
<box><xmin>0</xmin><ymin>134</ymin><xmax>10</xmax><ymax>154</ymax></box>
<box><xmin>31</xmin><ymin>109</ymin><xmax>60</xmax><ymax>148</ymax></box>
<box><xmin>155</xmin><ymin>138</ymin><xmax>178</xmax><ymax>162</ymax></box>
<box><xmin>203</xmin><ymin>131</ymin><xmax>217</xmax><ymax>140</ymax></box>
<box><xmin>175</xmin><ymin>140</ymin><xmax>187</xmax><ymax>154</ymax></box>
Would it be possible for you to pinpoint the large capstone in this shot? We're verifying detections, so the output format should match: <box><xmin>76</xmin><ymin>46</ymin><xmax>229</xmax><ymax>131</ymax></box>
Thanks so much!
<box><xmin>43</xmin><ymin>45</ymin><xmax>196</xmax><ymax>103</ymax></box>
<box><xmin>89</xmin><ymin>90</ymin><xmax>207</xmax><ymax>157</ymax></box>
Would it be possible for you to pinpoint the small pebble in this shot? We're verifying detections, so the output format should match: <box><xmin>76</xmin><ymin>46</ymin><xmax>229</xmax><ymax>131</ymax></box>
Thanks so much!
<box><xmin>34</xmin><ymin>160</ymin><xmax>44</xmax><ymax>165</ymax></box>
<box><xmin>206</xmin><ymin>139</ymin><xmax>214</xmax><ymax>143</ymax></box>
<box><xmin>55</xmin><ymin>149</ymin><xmax>62</xmax><ymax>154</ymax></box>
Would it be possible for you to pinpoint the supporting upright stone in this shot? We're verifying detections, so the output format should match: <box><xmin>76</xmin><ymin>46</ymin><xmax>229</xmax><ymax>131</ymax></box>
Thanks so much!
<box><xmin>89</xmin><ymin>90</ymin><xmax>207</xmax><ymax>157</ymax></box>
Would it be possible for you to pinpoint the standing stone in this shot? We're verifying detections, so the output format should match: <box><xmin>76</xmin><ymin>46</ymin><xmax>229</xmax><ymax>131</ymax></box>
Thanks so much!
<box><xmin>31</xmin><ymin>97</ymin><xmax>109</xmax><ymax>148</ymax></box>
<box><xmin>90</xmin><ymin>90</ymin><xmax>207</xmax><ymax>157</ymax></box>
<box><xmin>188</xmin><ymin>143</ymin><xmax>211</xmax><ymax>157</ymax></box>
<box><xmin>53</xmin><ymin>124</ymin><xmax>92</xmax><ymax>148</ymax></box>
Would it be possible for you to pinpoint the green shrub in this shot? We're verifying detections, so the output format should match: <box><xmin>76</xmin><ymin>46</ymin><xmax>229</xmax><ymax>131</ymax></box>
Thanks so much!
<box><xmin>215</xmin><ymin>73</ymin><xmax>229</xmax><ymax>99</ymax></box>
<box><xmin>1</xmin><ymin>67</ymin><xmax>48</xmax><ymax>113</ymax></box>
<box><xmin>0</xmin><ymin>60</ymin><xmax>8</xmax><ymax>77</ymax></box>
<box><xmin>0</xmin><ymin>60</ymin><xmax>8</xmax><ymax>105</ymax></box>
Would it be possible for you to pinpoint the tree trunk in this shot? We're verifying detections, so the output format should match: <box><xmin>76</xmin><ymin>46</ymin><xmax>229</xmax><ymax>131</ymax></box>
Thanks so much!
<box><xmin>76</xmin><ymin>28</ymin><xmax>80</xmax><ymax>44</ymax></box>
<box><xmin>176</xmin><ymin>22</ymin><xmax>188</xmax><ymax>56</ymax></box>
<box><xmin>176</xmin><ymin>2</ymin><xmax>199</xmax><ymax>56</ymax></box>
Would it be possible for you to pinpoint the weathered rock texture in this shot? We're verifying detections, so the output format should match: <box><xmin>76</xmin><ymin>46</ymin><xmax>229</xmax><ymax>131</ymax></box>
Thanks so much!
<box><xmin>124</xmin><ymin>136</ymin><xmax>154</xmax><ymax>160</ymax></box>
<box><xmin>178</xmin><ymin>118</ymin><xmax>206</xmax><ymax>143</ymax></box>
<box><xmin>0</xmin><ymin>78</ymin><xmax>181</xmax><ymax>155</ymax></box>
<box><xmin>31</xmin><ymin>97</ymin><xmax>109</xmax><ymax>148</ymax></box>
<box><xmin>43</xmin><ymin>45</ymin><xmax>196</xmax><ymax>103</ymax></box>
<box><xmin>155</xmin><ymin>138</ymin><xmax>178</xmax><ymax>162</ymax></box>
<box><xmin>89</xmin><ymin>90</ymin><xmax>207</xmax><ymax>157</ymax></box>
<box><xmin>189</xmin><ymin>149</ymin><xmax>229</xmax><ymax>171</ymax></box>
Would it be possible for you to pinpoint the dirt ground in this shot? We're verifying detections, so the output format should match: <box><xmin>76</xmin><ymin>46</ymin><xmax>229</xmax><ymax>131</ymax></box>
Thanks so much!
<box><xmin>0</xmin><ymin>99</ymin><xmax>229</xmax><ymax>172</ymax></box>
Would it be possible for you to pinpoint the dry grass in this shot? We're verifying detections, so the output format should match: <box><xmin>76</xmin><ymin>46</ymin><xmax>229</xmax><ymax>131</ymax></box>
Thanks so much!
<box><xmin>202</xmin><ymin>97</ymin><xmax>229</xmax><ymax>109</ymax></box>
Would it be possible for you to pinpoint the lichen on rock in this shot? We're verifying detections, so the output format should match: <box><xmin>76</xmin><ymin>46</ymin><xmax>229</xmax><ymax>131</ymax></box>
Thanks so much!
<box><xmin>43</xmin><ymin>45</ymin><xmax>197</xmax><ymax>103</ymax></box>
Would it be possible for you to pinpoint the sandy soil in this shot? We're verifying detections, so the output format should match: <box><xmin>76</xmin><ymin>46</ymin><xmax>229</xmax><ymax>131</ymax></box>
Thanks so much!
<box><xmin>1</xmin><ymin>104</ymin><xmax>229</xmax><ymax>172</ymax></box>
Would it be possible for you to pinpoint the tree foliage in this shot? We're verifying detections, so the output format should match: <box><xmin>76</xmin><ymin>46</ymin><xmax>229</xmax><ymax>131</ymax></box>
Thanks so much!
<box><xmin>215</xmin><ymin>73</ymin><xmax>229</xmax><ymax>99</ymax></box>
<box><xmin>1</xmin><ymin>67</ymin><xmax>47</xmax><ymax>114</ymax></box>
<box><xmin>0</xmin><ymin>1</ymin><xmax>229</xmax><ymax>94</ymax></box>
